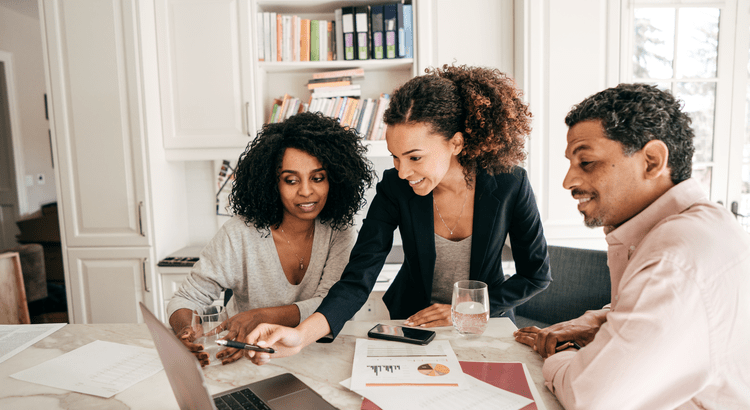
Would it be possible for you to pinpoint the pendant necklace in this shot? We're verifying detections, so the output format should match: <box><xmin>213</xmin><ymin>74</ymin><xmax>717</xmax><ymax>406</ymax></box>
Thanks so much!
<box><xmin>279</xmin><ymin>226</ymin><xmax>313</xmax><ymax>270</ymax></box>
<box><xmin>434</xmin><ymin>188</ymin><xmax>468</xmax><ymax>236</ymax></box>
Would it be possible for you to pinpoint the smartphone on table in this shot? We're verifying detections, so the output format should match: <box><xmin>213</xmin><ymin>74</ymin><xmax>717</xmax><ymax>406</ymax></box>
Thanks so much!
<box><xmin>367</xmin><ymin>323</ymin><xmax>436</xmax><ymax>345</ymax></box>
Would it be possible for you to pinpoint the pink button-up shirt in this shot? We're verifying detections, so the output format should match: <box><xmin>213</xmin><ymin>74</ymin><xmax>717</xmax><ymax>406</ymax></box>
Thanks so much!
<box><xmin>543</xmin><ymin>179</ymin><xmax>750</xmax><ymax>409</ymax></box>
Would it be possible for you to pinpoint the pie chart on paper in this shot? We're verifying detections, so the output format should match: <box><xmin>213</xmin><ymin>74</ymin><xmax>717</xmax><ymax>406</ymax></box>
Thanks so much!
<box><xmin>417</xmin><ymin>363</ymin><xmax>450</xmax><ymax>376</ymax></box>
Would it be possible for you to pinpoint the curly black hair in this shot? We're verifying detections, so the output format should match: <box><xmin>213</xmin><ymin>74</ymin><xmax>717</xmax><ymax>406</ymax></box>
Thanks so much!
<box><xmin>229</xmin><ymin>112</ymin><xmax>375</xmax><ymax>232</ymax></box>
<box><xmin>565</xmin><ymin>83</ymin><xmax>695</xmax><ymax>185</ymax></box>
<box><xmin>383</xmin><ymin>64</ymin><xmax>532</xmax><ymax>184</ymax></box>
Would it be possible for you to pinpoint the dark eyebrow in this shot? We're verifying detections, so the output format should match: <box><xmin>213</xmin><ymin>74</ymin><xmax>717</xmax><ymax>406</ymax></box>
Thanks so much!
<box><xmin>400</xmin><ymin>149</ymin><xmax>422</xmax><ymax>156</ymax></box>
<box><xmin>571</xmin><ymin>144</ymin><xmax>592</xmax><ymax>157</ymax></box>
<box><xmin>280</xmin><ymin>168</ymin><xmax>326</xmax><ymax>175</ymax></box>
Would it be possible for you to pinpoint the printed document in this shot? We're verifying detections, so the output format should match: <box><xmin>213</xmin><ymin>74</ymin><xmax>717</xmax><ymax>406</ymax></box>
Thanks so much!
<box><xmin>350</xmin><ymin>339</ymin><xmax>466</xmax><ymax>389</ymax></box>
<box><xmin>0</xmin><ymin>323</ymin><xmax>66</xmax><ymax>364</ymax></box>
<box><xmin>11</xmin><ymin>340</ymin><xmax>163</xmax><ymax>398</ymax></box>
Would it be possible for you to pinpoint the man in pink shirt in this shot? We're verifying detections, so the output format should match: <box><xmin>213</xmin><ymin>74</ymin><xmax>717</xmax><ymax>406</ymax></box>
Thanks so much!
<box><xmin>514</xmin><ymin>83</ymin><xmax>750</xmax><ymax>409</ymax></box>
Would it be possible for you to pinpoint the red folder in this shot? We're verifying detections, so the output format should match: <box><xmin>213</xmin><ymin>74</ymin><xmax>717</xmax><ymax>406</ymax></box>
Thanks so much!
<box><xmin>361</xmin><ymin>361</ymin><xmax>538</xmax><ymax>410</ymax></box>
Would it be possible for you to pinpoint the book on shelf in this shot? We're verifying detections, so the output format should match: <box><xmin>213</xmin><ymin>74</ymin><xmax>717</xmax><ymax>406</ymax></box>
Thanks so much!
<box><xmin>334</xmin><ymin>8</ymin><xmax>344</xmax><ymax>62</ymax></box>
<box><xmin>310</xmin><ymin>20</ymin><xmax>320</xmax><ymax>61</ymax></box>
<box><xmin>312</xmin><ymin>84</ymin><xmax>361</xmax><ymax>98</ymax></box>
<box><xmin>403</xmin><ymin>4</ymin><xmax>413</xmax><ymax>58</ymax></box>
<box><xmin>300</xmin><ymin>19</ymin><xmax>311</xmax><ymax>61</ymax></box>
<box><xmin>327</xmin><ymin>21</ymin><xmax>335</xmax><ymax>60</ymax></box>
<box><xmin>397</xmin><ymin>4</ymin><xmax>405</xmax><ymax>58</ymax></box>
<box><xmin>319</xmin><ymin>20</ymin><xmax>328</xmax><ymax>61</ymax></box>
<box><xmin>276</xmin><ymin>14</ymin><xmax>283</xmax><ymax>61</ymax></box>
<box><xmin>293</xmin><ymin>16</ymin><xmax>301</xmax><ymax>61</ymax></box>
<box><xmin>282</xmin><ymin>15</ymin><xmax>292</xmax><ymax>62</ymax></box>
<box><xmin>384</xmin><ymin>4</ymin><xmax>397</xmax><ymax>59</ymax></box>
<box><xmin>354</xmin><ymin>6</ymin><xmax>369</xmax><ymax>60</ymax></box>
<box><xmin>342</xmin><ymin>7</ymin><xmax>356</xmax><ymax>60</ymax></box>
<box><xmin>256</xmin><ymin>12</ymin><xmax>265</xmax><ymax>61</ymax></box>
<box><xmin>307</xmin><ymin>77</ymin><xmax>352</xmax><ymax>90</ymax></box>
<box><xmin>312</xmin><ymin>67</ymin><xmax>365</xmax><ymax>80</ymax></box>
<box><xmin>370</xmin><ymin>5</ymin><xmax>384</xmax><ymax>59</ymax></box>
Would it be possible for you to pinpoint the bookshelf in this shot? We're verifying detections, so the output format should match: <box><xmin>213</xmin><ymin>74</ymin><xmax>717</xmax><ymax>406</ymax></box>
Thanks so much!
<box><xmin>250</xmin><ymin>0</ymin><xmax>419</xmax><ymax>158</ymax></box>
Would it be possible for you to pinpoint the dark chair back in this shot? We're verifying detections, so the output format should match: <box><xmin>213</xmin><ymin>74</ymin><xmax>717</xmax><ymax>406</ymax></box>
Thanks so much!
<box><xmin>515</xmin><ymin>246</ymin><xmax>610</xmax><ymax>328</ymax></box>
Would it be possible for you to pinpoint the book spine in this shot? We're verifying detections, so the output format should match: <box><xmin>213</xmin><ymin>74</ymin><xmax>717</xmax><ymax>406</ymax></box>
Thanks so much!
<box><xmin>293</xmin><ymin>16</ymin><xmax>300</xmax><ymax>61</ymax></box>
<box><xmin>270</xmin><ymin>12</ymin><xmax>277</xmax><ymax>62</ymax></box>
<box><xmin>403</xmin><ymin>5</ymin><xmax>413</xmax><ymax>59</ymax></box>
<box><xmin>355</xmin><ymin>7</ymin><xmax>369</xmax><ymax>60</ymax></box>
<box><xmin>301</xmin><ymin>19</ymin><xmax>310</xmax><ymax>61</ymax></box>
<box><xmin>282</xmin><ymin>15</ymin><xmax>292</xmax><ymax>62</ymax></box>
<box><xmin>264</xmin><ymin>12</ymin><xmax>272</xmax><ymax>62</ymax></box>
<box><xmin>397</xmin><ymin>4</ymin><xmax>405</xmax><ymax>58</ymax></box>
<box><xmin>335</xmin><ymin>9</ymin><xmax>344</xmax><ymax>61</ymax></box>
<box><xmin>319</xmin><ymin>20</ymin><xmax>327</xmax><ymax>61</ymax></box>
<box><xmin>384</xmin><ymin>4</ymin><xmax>397</xmax><ymax>59</ymax></box>
<box><xmin>257</xmin><ymin>12</ymin><xmax>265</xmax><ymax>61</ymax></box>
<box><xmin>312</xmin><ymin>68</ymin><xmax>364</xmax><ymax>80</ymax></box>
<box><xmin>307</xmin><ymin>80</ymin><xmax>352</xmax><ymax>90</ymax></box>
<box><xmin>310</xmin><ymin>20</ymin><xmax>320</xmax><ymax>61</ymax></box>
<box><xmin>327</xmin><ymin>21</ymin><xmax>334</xmax><ymax>61</ymax></box>
<box><xmin>276</xmin><ymin>14</ymin><xmax>283</xmax><ymax>61</ymax></box>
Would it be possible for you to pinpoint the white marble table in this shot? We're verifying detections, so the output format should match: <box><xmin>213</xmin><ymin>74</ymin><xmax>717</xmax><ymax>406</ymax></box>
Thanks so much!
<box><xmin>0</xmin><ymin>319</ymin><xmax>562</xmax><ymax>410</ymax></box>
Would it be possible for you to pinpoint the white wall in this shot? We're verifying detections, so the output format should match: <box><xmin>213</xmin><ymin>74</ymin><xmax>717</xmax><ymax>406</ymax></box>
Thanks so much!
<box><xmin>520</xmin><ymin>0</ymin><xmax>618</xmax><ymax>250</ymax></box>
<box><xmin>0</xmin><ymin>4</ymin><xmax>56</xmax><ymax>215</ymax></box>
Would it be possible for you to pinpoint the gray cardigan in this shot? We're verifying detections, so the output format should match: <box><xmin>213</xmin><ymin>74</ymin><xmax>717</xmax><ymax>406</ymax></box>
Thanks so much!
<box><xmin>167</xmin><ymin>216</ymin><xmax>356</xmax><ymax>322</ymax></box>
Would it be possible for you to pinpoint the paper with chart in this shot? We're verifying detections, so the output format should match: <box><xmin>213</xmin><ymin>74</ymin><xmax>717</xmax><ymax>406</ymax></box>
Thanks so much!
<box><xmin>11</xmin><ymin>340</ymin><xmax>163</xmax><ymax>398</ymax></box>
<box><xmin>350</xmin><ymin>339</ymin><xmax>466</xmax><ymax>389</ymax></box>
<box><xmin>341</xmin><ymin>373</ymin><xmax>534</xmax><ymax>410</ymax></box>
<box><xmin>0</xmin><ymin>323</ymin><xmax>66</xmax><ymax>364</ymax></box>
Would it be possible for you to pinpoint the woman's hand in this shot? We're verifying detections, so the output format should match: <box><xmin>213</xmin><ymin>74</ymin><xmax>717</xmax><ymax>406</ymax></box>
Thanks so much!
<box><xmin>403</xmin><ymin>303</ymin><xmax>452</xmax><ymax>327</ymax></box>
<box><xmin>244</xmin><ymin>324</ymin><xmax>305</xmax><ymax>365</ymax></box>
<box><xmin>175</xmin><ymin>325</ymin><xmax>210</xmax><ymax>367</ymax></box>
<box><xmin>215</xmin><ymin>309</ymin><xmax>268</xmax><ymax>365</ymax></box>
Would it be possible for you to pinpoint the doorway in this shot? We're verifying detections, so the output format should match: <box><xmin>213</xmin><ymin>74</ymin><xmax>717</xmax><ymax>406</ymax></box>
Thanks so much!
<box><xmin>0</xmin><ymin>59</ymin><xmax>22</xmax><ymax>250</ymax></box>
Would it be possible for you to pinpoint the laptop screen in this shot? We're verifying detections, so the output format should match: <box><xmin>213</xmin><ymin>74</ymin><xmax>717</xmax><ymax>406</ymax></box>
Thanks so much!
<box><xmin>140</xmin><ymin>302</ymin><xmax>217</xmax><ymax>410</ymax></box>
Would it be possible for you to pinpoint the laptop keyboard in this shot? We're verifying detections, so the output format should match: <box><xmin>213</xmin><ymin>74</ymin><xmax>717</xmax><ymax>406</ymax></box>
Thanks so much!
<box><xmin>214</xmin><ymin>388</ymin><xmax>272</xmax><ymax>410</ymax></box>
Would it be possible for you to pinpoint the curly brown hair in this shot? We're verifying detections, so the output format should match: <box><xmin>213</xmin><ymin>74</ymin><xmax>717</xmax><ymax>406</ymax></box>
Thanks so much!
<box><xmin>383</xmin><ymin>64</ymin><xmax>531</xmax><ymax>183</ymax></box>
<box><xmin>229</xmin><ymin>112</ymin><xmax>374</xmax><ymax>232</ymax></box>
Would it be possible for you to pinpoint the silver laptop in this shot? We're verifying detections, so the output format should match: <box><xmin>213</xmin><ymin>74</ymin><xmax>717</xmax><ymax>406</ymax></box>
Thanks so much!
<box><xmin>139</xmin><ymin>302</ymin><xmax>338</xmax><ymax>410</ymax></box>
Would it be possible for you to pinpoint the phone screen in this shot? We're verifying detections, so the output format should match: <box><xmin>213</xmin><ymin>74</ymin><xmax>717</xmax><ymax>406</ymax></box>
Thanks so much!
<box><xmin>368</xmin><ymin>324</ymin><xmax>436</xmax><ymax>344</ymax></box>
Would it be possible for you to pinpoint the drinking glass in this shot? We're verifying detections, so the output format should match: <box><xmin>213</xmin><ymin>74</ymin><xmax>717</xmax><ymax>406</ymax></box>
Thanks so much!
<box><xmin>451</xmin><ymin>280</ymin><xmax>489</xmax><ymax>336</ymax></box>
<box><xmin>191</xmin><ymin>305</ymin><xmax>229</xmax><ymax>366</ymax></box>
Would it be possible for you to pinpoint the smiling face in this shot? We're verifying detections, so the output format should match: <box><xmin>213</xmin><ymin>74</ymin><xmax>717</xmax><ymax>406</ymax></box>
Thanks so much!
<box><xmin>277</xmin><ymin>147</ymin><xmax>329</xmax><ymax>223</ymax></box>
<box><xmin>563</xmin><ymin>120</ymin><xmax>653</xmax><ymax>229</ymax></box>
<box><xmin>385</xmin><ymin>122</ymin><xmax>463</xmax><ymax>196</ymax></box>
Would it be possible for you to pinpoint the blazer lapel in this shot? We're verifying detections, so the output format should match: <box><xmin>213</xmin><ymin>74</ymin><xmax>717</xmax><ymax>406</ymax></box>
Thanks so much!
<box><xmin>471</xmin><ymin>172</ymin><xmax>500</xmax><ymax>279</ymax></box>
<box><xmin>409</xmin><ymin>192</ymin><xmax>436</xmax><ymax>298</ymax></box>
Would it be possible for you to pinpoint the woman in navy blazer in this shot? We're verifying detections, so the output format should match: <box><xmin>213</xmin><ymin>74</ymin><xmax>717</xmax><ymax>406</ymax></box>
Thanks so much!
<box><xmin>245</xmin><ymin>65</ymin><xmax>551</xmax><ymax>362</ymax></box>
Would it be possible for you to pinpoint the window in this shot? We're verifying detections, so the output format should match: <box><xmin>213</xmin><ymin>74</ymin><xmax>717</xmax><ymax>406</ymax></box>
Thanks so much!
<box><xmin>621</xmin><ymin>0</ymin><xmax>749</xmax><ymax>230</ymax></box>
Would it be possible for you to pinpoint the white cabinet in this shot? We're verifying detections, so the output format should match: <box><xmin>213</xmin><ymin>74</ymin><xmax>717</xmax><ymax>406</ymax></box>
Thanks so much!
<box><xmin>154</xmin><ymin>0</ymin><xmax>256</xmax><ymax>150</ymax></box>
<box><xmin>40</xmin><ymin>0</ymin><xmax>158</xmax><ymax>323</ymax></box>
<box><xmin>66</xmin><ymin>248</ymin><xmax>152</xmax><ymax>323</ymax></box>
<box><xmin>41</xmin><ymin>0</ymin><xmax>151</xmax><ymax>249</ymax></box>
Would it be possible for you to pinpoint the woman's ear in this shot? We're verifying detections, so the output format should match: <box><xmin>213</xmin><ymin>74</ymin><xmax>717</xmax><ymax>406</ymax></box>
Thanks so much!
<box><xmin>449</xmin><ymin>132</ymin><xmax>464</xmax><ymax>155</ymax></box>
<box><xmin>642</xmin><ymin>139</ymin><xmax>670</xmax><ymax>180</ymax></box>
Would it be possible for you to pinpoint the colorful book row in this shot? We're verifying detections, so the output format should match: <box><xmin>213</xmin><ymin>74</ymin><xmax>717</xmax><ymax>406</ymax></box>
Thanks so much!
<box><xmin>256</xmin><ymin>3</ymin><xmax>413</xmax><ymax>62</ymax></box>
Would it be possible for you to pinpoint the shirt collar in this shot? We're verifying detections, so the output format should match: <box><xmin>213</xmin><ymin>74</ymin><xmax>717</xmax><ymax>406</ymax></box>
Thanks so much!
<box><xmin>606</xmin><ymin>178</ymin><xmax>708</xmax><ymax>249</ymax></box>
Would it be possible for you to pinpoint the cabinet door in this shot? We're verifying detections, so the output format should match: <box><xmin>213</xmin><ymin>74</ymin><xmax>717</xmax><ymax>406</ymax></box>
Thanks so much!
<box><xmin>155</xmin><ymin>0</ymin><xmax>255</xmax><ymax>149</ymax></box>
<box><xmin>67</xmin><ymin>247</ymin><xmax>152</xmax><ymax>324</ymax></box>
<box><xmin>41</xmin><ymin>0</ymin><xmax>151</xmax><ymax>247</ymax></box>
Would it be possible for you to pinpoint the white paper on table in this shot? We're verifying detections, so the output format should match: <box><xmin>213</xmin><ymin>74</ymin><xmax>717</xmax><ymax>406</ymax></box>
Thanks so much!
<box><xmin>10</xmin><ymin>340</ymin><xmax>163</xmax><ymax>398</ymax></box>
<box><xmin>341</xmin><ymin>374</ymin><xmax>533</xmax><ymax>410</ymax></box>
<box><xmin>0</xmin><ymin>323</ymin><xmax>66</xmax><ymax>364</ymax></box>
<box><xmin>350</xmin><ymin>339</ymin><xmax>466</xmax><ymax>389</ymax></box>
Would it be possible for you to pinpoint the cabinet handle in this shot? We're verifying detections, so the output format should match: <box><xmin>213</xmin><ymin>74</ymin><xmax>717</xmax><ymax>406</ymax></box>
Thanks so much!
<box><xmin>142</xmin><ymin>258</ymin><xmax>150</xmax><ymax>292</ymax></box>
<box><xmin>245</xmin><ymin>102</ymin><xmax>252</xmax><ymax>137</ymax></box>
<box><xmin>138</xmin><ymin>201</ymin><xmax>145</xmax><ymax>236</ymax></box>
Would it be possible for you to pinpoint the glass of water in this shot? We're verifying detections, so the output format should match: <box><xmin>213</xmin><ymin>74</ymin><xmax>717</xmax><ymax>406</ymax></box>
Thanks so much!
<box><xmin>191</xmin><ymin>305</ymin><xmax>229</xmax><ymax>366</ymax></box>
<box><xmin>451</xmin><ymin>280</ymin><xmax>489</xmax><ymax>336</ymax></box>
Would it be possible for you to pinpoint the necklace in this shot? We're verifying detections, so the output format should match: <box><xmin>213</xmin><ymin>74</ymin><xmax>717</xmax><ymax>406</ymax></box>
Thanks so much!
<box><xmin>279</xmin><ymin>226</ymin><xmax>313</xmax><ymax>270</ymax></box>
<box><xmin>434</xmin><ymin>189</ymin><xmax>468</xmax><ymax>236</ymax></box>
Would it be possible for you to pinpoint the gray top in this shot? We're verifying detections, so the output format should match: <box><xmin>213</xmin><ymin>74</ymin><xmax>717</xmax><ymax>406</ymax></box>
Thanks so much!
<box><xmin>167</xmin><ymin>216</ymin><xmax>356</xmax><ymax>322</ymax></box>
<box><xmin>430</xmin><ymin>234</ymin><xmax>472</xmax><ymax>304</ymax></box>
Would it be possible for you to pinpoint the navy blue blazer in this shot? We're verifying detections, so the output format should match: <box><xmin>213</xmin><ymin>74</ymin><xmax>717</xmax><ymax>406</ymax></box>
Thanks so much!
<box><xmin>316</xmin><ymin>167</ymin><xmax>551</xmax><ymax>338</ymax></box>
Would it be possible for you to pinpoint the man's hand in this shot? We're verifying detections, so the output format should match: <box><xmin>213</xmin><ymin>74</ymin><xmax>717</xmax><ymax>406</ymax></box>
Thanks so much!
<box><xmin>513</xmin><ymin>309</ymin><xmax>608</xmax><ymax>358</ymax></box>
<box><xmin>404</xmin><ymin>304</ymin><xmax>452</xmax><ymax>328</ymax></box>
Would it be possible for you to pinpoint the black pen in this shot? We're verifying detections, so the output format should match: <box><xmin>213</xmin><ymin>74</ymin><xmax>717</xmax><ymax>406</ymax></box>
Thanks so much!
<box><xmin>216</xmin><ymin>339</ymin><xmax>275</xmax><ymax>353</ymax></box>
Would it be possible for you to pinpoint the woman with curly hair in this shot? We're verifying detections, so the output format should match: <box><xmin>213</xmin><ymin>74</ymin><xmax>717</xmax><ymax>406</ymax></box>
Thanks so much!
<box><xmin>243</xmin><ymin>64</ymin><xmax>551</xmax><ymax>364</ymax></box>
<box><xmin>167</xmin><ymin>112</ymin><xmax>374</xmax><ymax>366</ymax></box>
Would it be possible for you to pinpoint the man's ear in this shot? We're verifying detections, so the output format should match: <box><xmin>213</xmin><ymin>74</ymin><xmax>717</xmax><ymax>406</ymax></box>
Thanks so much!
<box><xmin>642</xmin><ymin>140</ymin><xmax>670</xmax><ymax>180</ymax></box>
<box><xmin>449</xmin><ymin>132</ymin><xmax>464</xmax><ymax>155</ymax></box>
